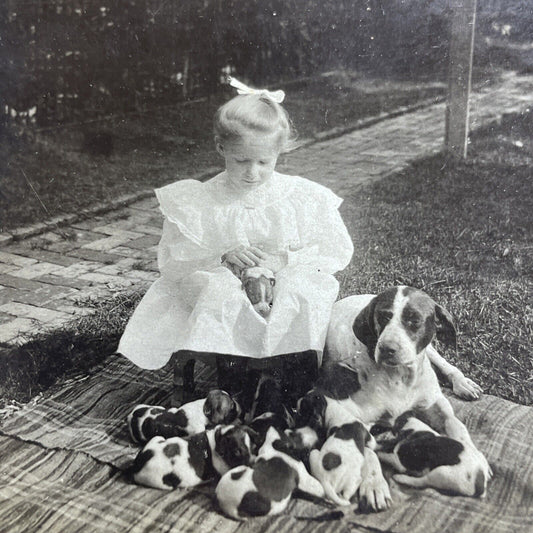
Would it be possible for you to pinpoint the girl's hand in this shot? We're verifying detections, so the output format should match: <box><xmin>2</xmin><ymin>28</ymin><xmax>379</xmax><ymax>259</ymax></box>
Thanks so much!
<box><xmin>222</xmin><ymin>245</ymin><xmax>267</xmax><ymax>269</ymax></box>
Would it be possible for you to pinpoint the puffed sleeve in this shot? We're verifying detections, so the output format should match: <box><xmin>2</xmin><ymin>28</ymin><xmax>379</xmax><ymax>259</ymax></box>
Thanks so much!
<box><xmin>157</xmin><ymin>219</ymin><xmax>223</xmax><ymax>282</ymax></box>
<box><xmin>155</xmin><ymin>180</ymin><xmax>228</xmax><ymax>282</ymax></box>
<box><xmin>287</xmin><ymin>179</ymin><xmax>354</xmax><ymax>274</ymax></box>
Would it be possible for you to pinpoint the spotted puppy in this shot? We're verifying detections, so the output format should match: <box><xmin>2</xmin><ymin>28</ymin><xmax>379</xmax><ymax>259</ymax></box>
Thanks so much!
<box><xmin>216</xmin><ymin>426</ymin><xmax>325</xmax><ymax>520</ymax></box>
<box><xmin>128</xmin><ymin>424</ymin><xmax>257</xmax><ymax>490</ymax></box>
<box><xmin>127</xmin><ymin>389</ymin><xmax>241</xmax><ymax>443</ymax></box>
<box><xmin>375</xmin><ymin>414</ymin><xmax>487</xmax><ymax>497</ymax></box>
<box><xmin>241</xmin><ymin>266</ymin><xmax>276</xmax><ymax>318</ymax></box>
<box><xmin>224</xmin><ymin>262</ymin><xmax>276</xmax><ymax>318</ymax></box>
<box><xmin>323</xmin><ymin>285</ymin><xmax>492</xmax><ymax>511</ymax></box>
<box><xmin>309</xmin><ymin>421</ymin><xmax>375</xmax><ymax>506</ymax></box>
<box><xmin>246</xmin><ymin>372</ymin><xmax>294</xmax><ymax>428</ymax></box>
<box><xmin>296</xmin><ymin>387</ymin><xmax>360</xmax><ymax>443</ymax></box>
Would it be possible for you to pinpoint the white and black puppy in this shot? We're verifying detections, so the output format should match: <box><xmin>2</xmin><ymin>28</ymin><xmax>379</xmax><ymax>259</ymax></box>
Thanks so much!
<box><xmin>241</xmin><ymin>266</ymin><xmax>276</xmax><ymax>318</ymax></box>
<box><xmin>295</xmin><ymin>388</ymin><xmax>360</xmax><ymax>442</ymax></box>
<box><xmin>224</xmin><ymin>262</ymin><xmax>276</xmax><ymax>318</ymax></box>
<box><xmin>128</xmin><ymin>424</ymin><xmax>257</xmax><ymax>490</ymax></box>
<box><xmin>127</xmin><ymin>389</ymin><xmax>241</xmax><ymax>443</ymax></box>
<box><xmin>216</xmin><ymin>426</ymin><xmax>324</xmax><ymax>520</ymax></box>
<box><xmin>375</xmin><ymin>414</ymin><xmax>487</xmax><ymax>497</ymax></box>
<box><xmin>282</xmin><ymin>426</ymin><xmax>322</xmax><ymax>467</ymax></box>
<box><xmin>309</xmin><ymin>420</ymin><xmax>375</xmax><ymax>506</ymax></box>
<box><xmin>246</xmin><ymin>372</ymin><xmax>294</xmax><ymax>431</ymax></box>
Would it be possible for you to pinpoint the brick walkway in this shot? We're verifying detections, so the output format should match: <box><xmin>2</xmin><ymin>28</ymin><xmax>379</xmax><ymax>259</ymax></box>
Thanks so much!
<box><xmin>0</xmin><ymin>72</ymin><xmax>531</xmax><ymax>347</ymax></box>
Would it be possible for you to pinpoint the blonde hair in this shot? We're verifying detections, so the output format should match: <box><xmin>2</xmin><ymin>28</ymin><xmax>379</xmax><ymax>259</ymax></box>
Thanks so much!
<box><xmin>214</xmin><ymin>93</ymin><xmax>296</xmax><ymax>152</ymax></box>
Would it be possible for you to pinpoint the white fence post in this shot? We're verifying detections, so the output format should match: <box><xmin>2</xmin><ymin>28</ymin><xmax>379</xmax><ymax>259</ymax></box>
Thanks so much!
<box><xmin>445</xmin><ymin>0</ymin><xmax>478</xmax><ymax>158</ymax></box>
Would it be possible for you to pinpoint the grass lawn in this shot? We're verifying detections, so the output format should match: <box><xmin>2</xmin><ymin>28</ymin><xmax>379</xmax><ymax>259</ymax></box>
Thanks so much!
<box><xmin>1</xmin><ymin>108</ymin><xmax>531</xmax><ymax>408</ymax></box>
<box><xmin>1</xmin><ymin>70</ymin><xmax>448</xmax><ymax>231</ymax></box>
<box><xmin>338</xmin><ymin>110</ymin><xmax>532</xmax><ymax>405</ymax></box>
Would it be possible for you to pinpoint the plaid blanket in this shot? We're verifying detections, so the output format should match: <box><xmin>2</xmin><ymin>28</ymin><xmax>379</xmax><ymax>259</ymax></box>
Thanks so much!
<box><xmin>1</xmin><ymin>355</ymin><xmax>532</xmax><ymax>533</ymax></box>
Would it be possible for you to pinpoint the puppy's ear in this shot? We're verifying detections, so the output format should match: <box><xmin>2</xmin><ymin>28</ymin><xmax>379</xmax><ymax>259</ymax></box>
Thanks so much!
<box><xmin>326</xmin><ymin>425</ymin><xmax>339</xmax><ymax>438</ymax></box>
<box><xmin>231</xmin><ymin>398</ymin><xmax>242</xmax><ymax>421</ymax></box>
<box><xmin>282</xmin><ymin>404</ymin><xmax>295</xmax><ymax>429</ymax></box>
<box><xmin>392</xmin><ymin>410</ymin><xmax>416</xmax><ymax>434</ymax></box>
<box><xmin>434</xmin><ymin>304</ymin><xmax>457</xmax><ymax>352</ymax></box>
<box><xmin>352</xmin><ymin>297</ymin><xmax>378</xmax><ymax>354</ymax></box>
<box><xmin>203</xmin><ymin>399</ymin><xmax>213</xmax><ymax>418</ymax></box>
<box><xmin>244</xmin><ymin>426</ymin><xmax>262</xmax><ymax>450</ymax></box>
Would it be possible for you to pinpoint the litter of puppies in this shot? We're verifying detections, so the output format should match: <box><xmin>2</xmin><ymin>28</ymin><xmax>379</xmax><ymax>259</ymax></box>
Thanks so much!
<box><xmin>125</xmin><ymin>379</ymin><xmax>484</xmax><ymax>520</ymax></box>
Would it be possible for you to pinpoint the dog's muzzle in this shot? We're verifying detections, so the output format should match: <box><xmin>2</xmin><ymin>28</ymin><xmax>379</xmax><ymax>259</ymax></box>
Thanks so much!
<box><xmin>375</xmin><ymin>326</ymin><xmax>418</xmax><ymax>367</ymax></box>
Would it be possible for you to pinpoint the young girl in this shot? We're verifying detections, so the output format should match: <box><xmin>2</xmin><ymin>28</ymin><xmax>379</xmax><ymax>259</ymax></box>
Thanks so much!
<box><xmin>118</xmin><ymin>78</ymin><xmax>353</xmax><ymax>405</ymax></box>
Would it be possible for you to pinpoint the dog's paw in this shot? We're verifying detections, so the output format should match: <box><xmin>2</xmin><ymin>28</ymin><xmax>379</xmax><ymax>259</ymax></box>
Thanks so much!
<box><xmin>451</xmin><ymin>373</ymin><xmax>483</xmax><ymax>401</ymax></box>
<box><xmin>357</xmin><ymin>473</ymin><xmax>392</xmax><ymax>512</ymax></box>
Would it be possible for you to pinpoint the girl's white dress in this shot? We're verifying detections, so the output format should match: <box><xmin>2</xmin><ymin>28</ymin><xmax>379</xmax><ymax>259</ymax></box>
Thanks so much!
<box><xmin>118</xmin><ymin>171</ymin><xmax>354</xmax><ymax>369</ymax></box>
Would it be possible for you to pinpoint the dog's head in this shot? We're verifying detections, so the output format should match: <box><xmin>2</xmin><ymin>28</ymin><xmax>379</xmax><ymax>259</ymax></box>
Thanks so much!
<box><xmin>249</xmin><ymin>374</ymin><xmax>292</xmax><ymax>420</ymax></box>
<box><xmin>241</xmin><ymin>266</ymin><xmax>275</xmax><ymax>318</ymax></box>
<box><xmin>204</xmin><ymin>389</ymin><xmax>241</xmax><ymax>425</ymax></box>
<box><xmin>352</xmin><ymin>286</ymin><xmax>457</xmax><ymax>367</ymax></box>
<box><xmin>213</xmin><ymin>424</ymin><xmax>259</xmax><ymax>469</ymax></box>
<box><xmin>283</xmin><ymin>426</ymin><xmax>322</xmax><ymax>461</ymax></box>
<box><xmin>295</xmin><ymin>390</ymin><xmax>328</xmax><ymax>438</ymax></box>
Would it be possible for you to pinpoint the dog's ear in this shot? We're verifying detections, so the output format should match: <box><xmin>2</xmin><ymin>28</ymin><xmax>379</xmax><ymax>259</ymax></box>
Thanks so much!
<box><xmin>214</xmin><ymin>425</ymin><xmax>223</xmax><ymax>443</ymax></box>
<box><xmin>326</xmin><ymin>425</ymin><xmax>339</xmax><ymax>438</ymax></box>
<box><xmin>352</xmin><ymin>297</ymin><xmax>378</xmax><ymax>354</ymax></box>
<box><xmin>244</xmin><ymin>426</ymin><xmax>262</xmax><ymax>451</ymax></box>
<box><xmin>231</xmin><ymin>398</ymin><xmax>242</xmax><ymax>421</ymax></box>
<box><xmin>282</xmin><ymin>404</ymin><xmax>295</xmax><ymax>429</ymax></box>
<box><xmin>392</xmin><ymin>410</ymin><xmax>416</xmax><ymax>434</ymax></box>
<box><xmin>434</xmin><ymin>304</ymin><xmax>457</xmax><ymax>352</ymax></box>
<box><xmin>203</xmin><ymin>396</ymin><xmax>214</xmax><ymax>418</ymax></box>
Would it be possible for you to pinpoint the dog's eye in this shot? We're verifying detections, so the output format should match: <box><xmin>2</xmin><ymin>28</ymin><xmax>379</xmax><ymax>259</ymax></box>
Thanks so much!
<box><xmin>403</xmin><ymin>310</ymin><xmax>422</xmax><ymax>329</ymax></box>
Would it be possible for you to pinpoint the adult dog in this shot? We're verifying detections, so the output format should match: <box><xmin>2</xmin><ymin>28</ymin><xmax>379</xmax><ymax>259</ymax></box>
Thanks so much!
<box><xmin>322</xmin><ymin>285</ymin><xmax>491</xmax><ymax>511</ymax></box>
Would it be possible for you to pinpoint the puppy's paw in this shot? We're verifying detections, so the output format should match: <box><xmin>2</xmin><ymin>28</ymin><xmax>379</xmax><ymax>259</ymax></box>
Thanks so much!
<box><xmin>451</xmin><ymin>373</ymin><xmax>483</xmax><ymax>401</ymax></box>
<box><xmin>357</xmin><ymin>473</ymin><xmax>392</xmax><ymax>512</ymax></box>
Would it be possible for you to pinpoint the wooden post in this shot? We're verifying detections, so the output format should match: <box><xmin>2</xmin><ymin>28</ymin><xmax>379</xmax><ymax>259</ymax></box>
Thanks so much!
<box><xmin>445</xmin><ymin>0</ymin><xmax>477</xmax><ymax>158</ymax></box>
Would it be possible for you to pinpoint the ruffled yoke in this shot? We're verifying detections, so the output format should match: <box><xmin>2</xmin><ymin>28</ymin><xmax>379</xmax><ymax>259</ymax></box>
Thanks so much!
<box><xmin>155</xmin><ymin>171</ymin><xmax>343</xmax><ymax>258</ymax></box>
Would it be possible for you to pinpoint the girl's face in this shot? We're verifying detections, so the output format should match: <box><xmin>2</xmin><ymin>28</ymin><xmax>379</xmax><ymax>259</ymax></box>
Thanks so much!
<box><xmin>217</xmin><ymin>132</ymin><xmax>281</xmax><ymax>191</ymax></box>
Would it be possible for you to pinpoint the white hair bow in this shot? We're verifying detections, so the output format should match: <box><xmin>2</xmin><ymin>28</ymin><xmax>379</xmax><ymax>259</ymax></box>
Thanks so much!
<box><xmin>228</xmin><ymin>76</ymin><xmax>285</xmax><ymax>104</ymax></box>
